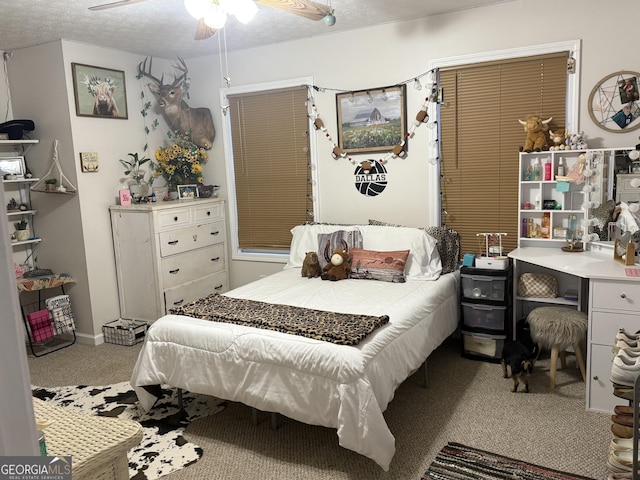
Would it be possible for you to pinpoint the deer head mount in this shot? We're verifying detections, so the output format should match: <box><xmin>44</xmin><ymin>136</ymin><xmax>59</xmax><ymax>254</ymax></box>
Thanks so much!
<box><xmin>138</xmin><ymin>56</ymin><xmax>215</xmax><ymax>150</ymax></box>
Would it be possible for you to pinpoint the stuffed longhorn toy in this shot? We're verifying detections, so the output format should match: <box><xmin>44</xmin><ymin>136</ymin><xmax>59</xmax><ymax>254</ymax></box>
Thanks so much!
<box><xmin>321</xmin><ymin>248</ymin><xmax>351</xmax><ymax>281</ymax></box>
<box><xmin>518</xmin><ymin>115</ymin><xmax>552</xmax><ymax>152</ymax></box>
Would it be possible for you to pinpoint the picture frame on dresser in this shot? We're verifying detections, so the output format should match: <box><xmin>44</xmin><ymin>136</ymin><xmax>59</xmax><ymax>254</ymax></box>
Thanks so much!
<box><xmin>177</xmin><ymin>184</ymin><xmax>198</xmax><ymax>200</ymax></box>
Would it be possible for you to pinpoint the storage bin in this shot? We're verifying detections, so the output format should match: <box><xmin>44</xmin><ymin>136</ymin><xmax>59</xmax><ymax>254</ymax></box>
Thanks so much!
<box><xmin>102</xmin><ymin>319</ymin><xmax>148</xmax><ymax>346</ymax></box>
<box><xmin>462</xmin><ymin>331</ymin><xmax>506</xmax><ymax>360</ymax></box>
<box><xmin>461</xmin><ymin>302</ymin><xmax>507</xmax><ymax>331</ymax></box>
<box><xmin>27</xmin><ymin>309</ymin><xmax>54</xmax><ymax>342</ymax></box>
<box><xmin>461</xmin><ymin>273</ymin><xmax>508</xmax><ymax>301</ymax></box>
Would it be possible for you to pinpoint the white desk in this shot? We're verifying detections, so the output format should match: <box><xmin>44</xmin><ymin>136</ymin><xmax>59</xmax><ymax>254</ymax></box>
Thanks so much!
<box><xmin>508</xmin><ymin>247</ymin><xmax>640</xmax><ymax>412</ymax></box>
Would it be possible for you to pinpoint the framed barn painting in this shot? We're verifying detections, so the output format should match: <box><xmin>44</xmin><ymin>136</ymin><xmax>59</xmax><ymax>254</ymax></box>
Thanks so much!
<box><xmin>71</xmin><ymin>63</ymin><xmax>128</xmax><ymax>119</ymax></box>
<box><xmin>336</xmin><ymin>85</ymin><xmax>406</xmax><ymax>154</ymax></box>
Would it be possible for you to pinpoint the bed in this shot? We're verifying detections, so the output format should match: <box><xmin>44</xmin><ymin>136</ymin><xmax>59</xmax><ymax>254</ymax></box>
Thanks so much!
<box><xmin>130</xmin><ymin>223</ymin><xmax>460</xmax><ymax>471</ymax></box>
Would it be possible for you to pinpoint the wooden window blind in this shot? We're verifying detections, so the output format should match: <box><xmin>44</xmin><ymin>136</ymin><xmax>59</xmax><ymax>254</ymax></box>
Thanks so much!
<box><xmin>439</xmin><ymin>52</ymin><xmax>567</xmax><ymax>256</ymax></box>
<box><xmin>227</xmin><ymin>85</ymin><xmax>313</xmax><ymax>251</ymax></box>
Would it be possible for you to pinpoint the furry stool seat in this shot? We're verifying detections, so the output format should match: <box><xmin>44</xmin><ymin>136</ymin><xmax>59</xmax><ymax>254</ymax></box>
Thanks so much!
<box><xmin>527</xmin><ymin>306</ymin><xmax>587</xmax><ymax>389</ymax></box>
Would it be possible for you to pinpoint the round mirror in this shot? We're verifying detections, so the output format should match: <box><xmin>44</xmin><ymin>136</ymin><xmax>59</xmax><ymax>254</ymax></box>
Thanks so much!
<box><xmin>588</xmin><ymin>71</ymin><xmax>640</xmax><ymax>133</ymax></box>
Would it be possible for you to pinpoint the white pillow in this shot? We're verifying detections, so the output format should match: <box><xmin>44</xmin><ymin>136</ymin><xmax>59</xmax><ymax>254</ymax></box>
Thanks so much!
<box><xmin>356</xmin><ymin>224</ymin><xmax>442</xmax><ymax>280</ymax></box>
<box><xmin>285</xmin><ymin>224</ymin><xmax>359</xmax><ymax>269</ymax></box>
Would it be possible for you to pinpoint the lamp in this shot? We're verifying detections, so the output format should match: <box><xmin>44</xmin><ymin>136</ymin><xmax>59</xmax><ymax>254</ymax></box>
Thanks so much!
<box><xmin>184</xmin><ymin>0</ymin><xmax>258</xmax><ymax>29</ymax></box>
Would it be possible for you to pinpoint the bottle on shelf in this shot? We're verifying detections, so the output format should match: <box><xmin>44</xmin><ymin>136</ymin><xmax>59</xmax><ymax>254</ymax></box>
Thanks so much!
<box><xmin>532</xmin><ymin>158</ymin><xmax>541</xmax><ymax>181</ymax></box>
<box><xmin>544</xmin><ymin>159</ymin><xmax>552</xmax><ymax>181</ymax></box>
<box><xmin>527</xmin><ymin>218</ymin><xmax>534</xmax><ymax>238</ymax></box>
<box><xmin>557</xmin><ymin>157</ymin><xmax>565</xmax><ymax>177</ymax></box>
<box><xmin>522</xmin><ymin>218</ymin><xmax>528</xmax><ymax>238</ymax></box>
<box><xmin>541</xmin><ymin>212</ymin><xmax>550</xmax><ymax>238</ymax></box>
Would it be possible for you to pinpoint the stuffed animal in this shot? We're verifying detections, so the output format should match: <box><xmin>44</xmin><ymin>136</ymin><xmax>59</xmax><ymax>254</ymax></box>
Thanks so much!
<box><xmin>548</xmin><ymin>129</ymin><xmax>568</xmax><ymax>151</ymax></box>
<box><xmin>518</xmin><ymin>115</ymin><xmax>553</xmax><ymax>152</ymax></box>
<box><xmin>301</xmin><ymin>251</ymin><xmax>321</xmax><ymax>278</ymax></box>
<box><xmin>321</xmin><ymin>248</ymin><xmax>351</xmax><ymax>281</ymax></box>
<box><xmin>568</xmin><ymin>131</ymin><xmax>588</xmax><ymax>150</ymax></box>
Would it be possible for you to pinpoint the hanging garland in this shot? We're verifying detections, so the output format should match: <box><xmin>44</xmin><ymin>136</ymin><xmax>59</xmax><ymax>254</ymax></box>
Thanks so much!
<box><xmin>306</xmin><ymin>70</ymin><xmax>441</xmax><ymax>166</ymax></box>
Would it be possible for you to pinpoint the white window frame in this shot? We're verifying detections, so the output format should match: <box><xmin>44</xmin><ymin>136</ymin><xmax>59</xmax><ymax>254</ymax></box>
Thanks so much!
<box><xmin>220</xmin><ymin>76</ymin><xmax>320</xmax><ymax>263</ymax></box>
<box><xmin>427</xmin><ymin>40</ymin><xmax>581</xmax><ymax>226</ymax></box>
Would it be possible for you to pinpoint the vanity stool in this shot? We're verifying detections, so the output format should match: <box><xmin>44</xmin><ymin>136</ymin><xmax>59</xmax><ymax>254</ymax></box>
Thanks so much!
<box><xmin>527</xmin><ymin>306</ymin><xmax>588</xmax><ymax>389</ymax></box>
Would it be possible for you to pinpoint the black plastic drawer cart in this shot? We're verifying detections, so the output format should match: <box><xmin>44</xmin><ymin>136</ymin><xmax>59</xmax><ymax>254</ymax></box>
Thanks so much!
<box><xmin>460</xmin><ymin>264</ymin><xmax>513</xmax><ymax>362</ymax></box>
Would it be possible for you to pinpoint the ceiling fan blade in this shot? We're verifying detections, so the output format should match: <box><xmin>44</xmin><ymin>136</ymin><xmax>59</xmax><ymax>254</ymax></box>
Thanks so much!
<box><xmin>256</xmin><ymin>0</ymin><xmax>332</xmax><ymax>21</ymax></box>
<box><xmin>194</xmin><ymin>18</ymin><xmax>218</xmax><ymax>41</ymax></box>
<box><xmin>89</xmin><ymin>0</ymin><xmax>147</xmax><ymax>11</ymax></box>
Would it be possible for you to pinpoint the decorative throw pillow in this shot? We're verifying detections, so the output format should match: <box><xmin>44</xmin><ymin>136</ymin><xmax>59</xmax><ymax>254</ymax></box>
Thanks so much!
<box><xmin>350</xmin><ymin>248</ymin><xmax>410</xmax><ymax>283</ymax></box>
<box><xmin>317</xmin><ymin>230</ymin><xmax>363</xmax><ymax>270</ymax></box>
<box><xmin>368</xmin><ymin>219</ymin><xmax>460</xmax><ymax>274</ymax></box>
<box><xmin>424</xmin><ymin>226</ymin><xmax>460</xmax><ymax>274</ymax></box>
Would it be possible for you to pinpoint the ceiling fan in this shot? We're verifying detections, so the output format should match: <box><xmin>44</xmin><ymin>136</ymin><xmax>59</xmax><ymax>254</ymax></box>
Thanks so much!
<box><xmin>89</xmin><ymin>0</ymin><xmax>334</xmax><ymax>40</ymax></box>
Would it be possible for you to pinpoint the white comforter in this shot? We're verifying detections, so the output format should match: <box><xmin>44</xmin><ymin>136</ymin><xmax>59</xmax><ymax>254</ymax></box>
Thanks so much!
<box><xmin>131</xmin><ymin>268</ymin><xmax>459</xmax><ymax>470</ymax></box>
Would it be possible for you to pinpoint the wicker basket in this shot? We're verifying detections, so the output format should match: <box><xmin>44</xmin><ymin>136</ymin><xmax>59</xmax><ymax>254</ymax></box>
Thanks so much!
<box><xmin>33</xmin><ymin>398</ymin><xmax>143</xmax><ymax>480</ymax></box>
<box><xmin>102</xmin><ymin>319</ymin><xmax>148</xmax><ymax>346</ymax></box>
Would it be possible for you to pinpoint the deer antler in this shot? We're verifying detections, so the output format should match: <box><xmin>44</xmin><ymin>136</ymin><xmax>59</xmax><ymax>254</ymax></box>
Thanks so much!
<box><xmin>170</xmin><ymin>57</ymin><xmax>189</xmax><ymax>87</ymax></box>
<box><xmin>138</xmin><ymin>56</ymin><xmax>164</xmax><ymax>86</ymax></box>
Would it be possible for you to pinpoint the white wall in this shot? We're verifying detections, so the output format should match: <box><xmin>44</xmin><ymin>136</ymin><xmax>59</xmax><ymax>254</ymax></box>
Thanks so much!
<box><xmin>3</xmin><ymin>0</ymin><xmax>640</xmax><ymax>335</ymax></box>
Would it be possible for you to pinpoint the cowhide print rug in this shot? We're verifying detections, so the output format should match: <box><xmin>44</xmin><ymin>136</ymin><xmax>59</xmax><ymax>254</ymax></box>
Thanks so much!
<box><xmin>32</xmin><ymin>382</ymin><xmax>226</xmax><ymax>480</ymax></box>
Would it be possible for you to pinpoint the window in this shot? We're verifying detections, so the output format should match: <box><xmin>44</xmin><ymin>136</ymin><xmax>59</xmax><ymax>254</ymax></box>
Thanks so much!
<box><xmin>434</xmin><ymin>44</ymin><xmax>578</xmax><ymax>257</ymax></box>
<box><xmin>221</xmin><ymin>77</ymin><xmax>317</xmax><ymax>262</ymax></box>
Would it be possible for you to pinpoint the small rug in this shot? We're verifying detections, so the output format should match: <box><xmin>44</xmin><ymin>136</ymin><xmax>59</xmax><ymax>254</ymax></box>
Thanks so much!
<box><xmin>32</xmin><ymin>382</ymin><xmax>225</xmax><ymax>480</ymax></box>
<box><xmin>422</xmin><ymin>442</ymin><xmax>596</xmax><ymax>480</ymax></box>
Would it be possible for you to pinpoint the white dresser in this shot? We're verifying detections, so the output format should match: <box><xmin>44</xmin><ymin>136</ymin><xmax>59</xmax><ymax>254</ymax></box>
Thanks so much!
<box><xmin>589</xmin><ymin>278</ymin><xmax>640</xmax><ymax>412</ymax></box>
<box><xmin>109</xmin><ymin>199</ymin><xmax>229</xmax><ymax>323</ymax></box>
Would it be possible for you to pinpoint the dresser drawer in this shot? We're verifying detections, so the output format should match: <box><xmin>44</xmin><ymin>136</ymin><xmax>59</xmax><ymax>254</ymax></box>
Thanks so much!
<box><xmin>161</xmin><ymin>244</ymin><xmax>225</xmax><ymax>289</ymax></box>
<box><xmin>156</xmin><ymin>207</ymin><xmax>191</xmax><ymax>230</ymax></box>
<box><xmin>591</xmin><ymin>279</ymin><xmax>640</xmax><ymax>311</ymax></box>
<box><xmin>590</xmin><ymin>311</ymin><xmax>640</xmax><ymax>345</ymax></box>
<box><xmin>194</xmin><ymin>202</ymin><xmax>224</xmax><ymax>222</ymax></box>
<box><xmin>164</xmin><ymin>271</ymin><xmax>228</xmax><ymax>312</ymax></box>
<box><xmin>158</xmin><ymin>221</ymin><xmax>225</xmax><ymax>257</ymax></box>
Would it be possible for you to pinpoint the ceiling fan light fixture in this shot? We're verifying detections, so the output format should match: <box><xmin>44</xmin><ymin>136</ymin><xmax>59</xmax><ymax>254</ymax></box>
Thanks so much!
<box><xmin>323</xmin><ymin>10</ymin><xmax>336</xmax><ymax>26</ymax></box>
<box><xmin>184</xmin><ymin>0</ymin><xmax>210</xmax><ymax>20</ymax></box>
<box><xmin>203</xmin><ymin>5</ymin><xmax>227</xmax><ymax>29</ymax></box>
<box><xmin>234</xmin><ymin>0</ymin><xmax>258</xmax><ymax>24</ymax></box>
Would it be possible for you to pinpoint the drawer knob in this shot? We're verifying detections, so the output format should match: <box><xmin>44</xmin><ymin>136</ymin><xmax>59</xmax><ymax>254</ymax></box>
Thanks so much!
<box><xmin>214</xmin><ymin>284</ymin><xmax>224</xmax><ymax>290</ymax></box>
<box><xmin>620</xmin><ymin>293</ymin><xmax>627</xmax><ymax>299</ymax></box>
<box><xmin>593</xmin><ymin>375</ymin><xmax>598</xmax><ymax>381</ymax></box>
<box><xmin>211</xmin><ymin>231</ymin><xmax>219</xmax><ymax>236</ymax></box>
<box><xmin>173</xmin><ymin>299</ymin><xmax>184</xmax><ymax>306</ymax></box>
<box><xmin>169</xmin><ymin>268</ymin><xmax>180</xmax><ymax>274</ymax></box>
<box><xmin>168</xmin><ymin>240</ymin><xmax>178</xmax><ymax>245</ymax></box>
<box><xmin>174</xmin><ymin>216</ymin><xmax>178</xmax><ymax>222</ymax></box>
<box><xmin>206</xmin><ymin>211</ymin><xmax>211</xmax><ymax>216</ymax></box>
<box><xmin>211</xmin><ymin>257</ymin><xmax>220</xmax><ymax>262</ymax></box>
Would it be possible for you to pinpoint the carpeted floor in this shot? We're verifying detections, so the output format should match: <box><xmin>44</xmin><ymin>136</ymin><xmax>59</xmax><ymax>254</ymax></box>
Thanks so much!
<box><xmin>28</xmin><ymin>338</ymin><xmax>612</xmax><ymax>480</ymax></box>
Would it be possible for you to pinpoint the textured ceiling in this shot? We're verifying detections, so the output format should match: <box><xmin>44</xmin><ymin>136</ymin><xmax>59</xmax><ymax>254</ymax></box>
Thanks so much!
<box><xmin>0</xmin><ymin>0</ymin><xmax>513</xmax><ymax>59</ymax></box>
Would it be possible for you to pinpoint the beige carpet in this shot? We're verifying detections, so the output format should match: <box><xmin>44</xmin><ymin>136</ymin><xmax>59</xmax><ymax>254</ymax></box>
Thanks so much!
<box><xmin>28</xmin><ymin>339</ymin><xmax>611</xmax><ymax>480</ymax></box>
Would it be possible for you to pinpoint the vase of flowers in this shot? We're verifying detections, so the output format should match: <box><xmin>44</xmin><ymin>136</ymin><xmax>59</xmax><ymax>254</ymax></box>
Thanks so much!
<box><xmin>151</xmin><ymin>131</ymin><xmax>208</xmax><ymax>195</ymax></box>
<box><xmin>120</xmin><ymin>152</ymin><xmax>151</xmax><ymax>201</ymax></box>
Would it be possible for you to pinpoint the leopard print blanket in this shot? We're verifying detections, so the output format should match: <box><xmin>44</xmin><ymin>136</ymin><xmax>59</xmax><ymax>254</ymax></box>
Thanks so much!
<box><xmin>170</xmin><ymin>294</ymin><xmax>389</xmax><ymax>346</ymax></box>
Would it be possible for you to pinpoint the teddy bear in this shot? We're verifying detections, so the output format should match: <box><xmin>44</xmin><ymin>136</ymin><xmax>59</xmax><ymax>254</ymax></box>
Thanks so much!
<box><xmin>301</xmin><ymin>251</ymin><xmax>321</xmax><ymax>278</ymax></box>
<box><xmin>321</xmin><ymin>248</ymin><xmax>351</xmax><ymax>281</ymax></box>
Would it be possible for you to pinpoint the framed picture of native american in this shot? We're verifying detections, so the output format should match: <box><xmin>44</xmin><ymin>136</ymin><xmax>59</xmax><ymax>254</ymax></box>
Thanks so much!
<box><xmin>336</xmin><ymin>84</ymin><xmax>407</xmax><ymax>154</ymax></box>
<box><xmin>71</xmin><ymin>63</ymin><xmax>128</xmax><ymax>119</ymax></box>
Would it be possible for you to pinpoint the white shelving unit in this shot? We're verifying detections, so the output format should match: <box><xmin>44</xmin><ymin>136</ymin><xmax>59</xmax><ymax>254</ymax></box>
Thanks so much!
<box><xmin>518</xmin><ymin>150</ymin><xmax>588</xmax><ymax>248</ymax></box>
